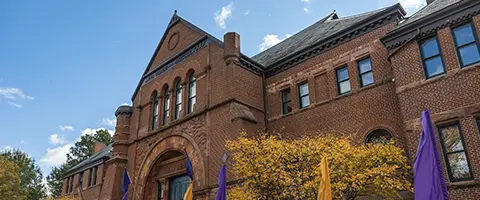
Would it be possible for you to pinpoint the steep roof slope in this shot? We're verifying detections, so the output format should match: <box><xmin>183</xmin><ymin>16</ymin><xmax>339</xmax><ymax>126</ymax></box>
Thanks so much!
<box><xmin>252</xmin><ymin>5</ymin><xmax>397</xmax><ymax>67</ymax></box>
<box><xmin>393</xmin><ymin>0</ymin><xmax>463</xmax><ymax>31</ymax></box>
<box><xmin>63</xmin><ymin>143</ymin><xmax>113</xmax><ymax>178</ymax></box>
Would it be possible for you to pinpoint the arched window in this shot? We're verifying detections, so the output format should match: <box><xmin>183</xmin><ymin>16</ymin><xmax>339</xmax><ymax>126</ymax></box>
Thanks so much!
<box><xmin>162</xmin><ymin>85</ymin><xmax>170</xmax><ymax>125</ymax></box>
<box><xmin>366</xmin><ymin>129</ymin><xmax>393</xmax><ymax>144</ymax></box>
<box><xmin>188</xmin><ymin>72</ymin><xmax>196</xmax><ymax>114</ymax></box>
<box><xmin>151</xmin><ymin>91</ymin><xmax>158</xmax><ymax>130</ymax></box>
<box><xmin>174</xmin><ymin>79</ymin><xmax>182</xmax><ymax>120</ymax></box>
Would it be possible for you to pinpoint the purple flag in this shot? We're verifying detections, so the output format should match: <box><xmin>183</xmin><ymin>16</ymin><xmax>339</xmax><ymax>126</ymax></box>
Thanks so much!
<box><xmin>122</xmin><ymin>168</ymin><xmax>131</xmax><ymax>200</ymax></box>
<box><xmin>214</xmin><ymin>164</ymin><xmax>227</xmax><ymax>200</ymax></box>
<box><xmin>414</xmin><ymin>109</ymin><xmax>449</xmax><ymax>200</ymax></box>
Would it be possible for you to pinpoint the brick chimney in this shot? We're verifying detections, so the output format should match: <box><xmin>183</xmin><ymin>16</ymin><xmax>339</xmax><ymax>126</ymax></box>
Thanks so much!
<box><xmin>93</xmin><ymin>142</ymin><xmax>106</xmax><ymax>154</ymax></box>
<box><xmin>223</xmin><ymin>32</ymin><xmax>240</xmax><ymax>62</ymax></box>
<box><xmin>426</xmin><ymin>0</ymin><xmax>435</xmax><ymax>4</ymax></box>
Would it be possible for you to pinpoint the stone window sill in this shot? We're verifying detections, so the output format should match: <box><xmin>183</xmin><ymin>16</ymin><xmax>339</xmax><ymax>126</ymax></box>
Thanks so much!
<box><xmin>447</xmin><ymin>180</ymin><xmax>480</xmax><ymax>189</ymax></box>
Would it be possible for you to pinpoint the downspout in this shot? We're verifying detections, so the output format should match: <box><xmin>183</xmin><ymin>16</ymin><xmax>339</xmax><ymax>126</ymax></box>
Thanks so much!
<box><xmin>262</xmin><ymin>72</ymin><xmax>268</xmax><ymax>132</ymax></box>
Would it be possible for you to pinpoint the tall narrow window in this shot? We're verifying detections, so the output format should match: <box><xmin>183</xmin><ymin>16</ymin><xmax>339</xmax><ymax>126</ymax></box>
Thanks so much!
<box><xmin>420</xmin><ymin>36</ymin><xmax>445</xmax><ymax>78</ymax></box>
<box><xmin>174</xmin><ymin>80</ymin><xmax>182</xmax><ymax>120</ymax></box>
<box><xmin>93</xmin><ymin>166</ymin><xmax>98</xmax><ymax>185</ymax></box>
<box><xmin>298</xmin><ymin>83</ymin><xmax>310</xmax><ymax>109</ymax></box>
<box><xmin>188</xmin><ymin>73</ymin><xmax>196</xmax><ymax>114</ymax></box>
<box><xmin>438</xmin><ymin>122</ymin><xmax>473</xmax><ymax>182</ymax></box>
<box><xmin>78</xmin><ymin>171</ymin><xmax>84</xmax><ymax>189</ymax></box>
<box><xmin>152</xmin><ymin>91</ymin><xmax>159</xmax><ymax>130</ymax></box>
<box><xmin>358</xmin><ymin>58</ymin><xmax>374</xmax><ymax>87</ymax></box>
<box><xmin>476</xmin><ymin>118</ymin><xmax>480</xmax><ymax>136</ymax></box>
<box><xmin>65</xmin><ymin>177</ymin><xmax>69</xmax><ymax>193</ymax></box>
<box><xmin>453</xmin><ymin>23</ymin><xmax>480</xmax><ymax>67</ymax></box>
<box><xmin>336</xmin><ymin>66</ymin><xmax>351</xmax><ymax>95</ymax></box>
<box><xmin>69</xmin><ymin>176</ymin><xmax>73</xmax><ymax>193</ymax></box>
<box><xmin>281</xmin><ymin>89</ymin><xmax>292</xmax><ymax>114</ymax></box>
<box><xmin>163</xmin><ymin>86</ymin><xmax>170</xmax><ymax>125</ymax></box>
<box><xmin>88</xmin><ymin>168</ymin><xmax>93</xmax><ymax>187</ymax></box>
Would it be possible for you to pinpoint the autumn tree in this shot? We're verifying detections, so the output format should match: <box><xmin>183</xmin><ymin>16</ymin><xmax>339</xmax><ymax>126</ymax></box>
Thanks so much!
<box><xmin>47</xmin><ymin>129</ymin><xmax>113</xmax><ymax>197</ymax></box>
<box><xmin>1</xmin><ymin>149</ymin><xmax>46</xmax><ymax>200</ymax></box>
<box><xmin>0</xmin><ymin>154</ymin><xmax>27</xmax><ymax>200</ymax></box>
<box><xmin>226</xmin><ymin>132</ymin><xmax>412</xmax><ymax>200</ymax></box>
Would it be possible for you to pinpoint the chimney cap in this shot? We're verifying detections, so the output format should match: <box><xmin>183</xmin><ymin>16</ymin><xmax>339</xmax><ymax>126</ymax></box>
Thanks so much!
<box><xmin>115</xmin><ymin>105</ymin><xmax>133</xmax><ymax>117</ymax></box>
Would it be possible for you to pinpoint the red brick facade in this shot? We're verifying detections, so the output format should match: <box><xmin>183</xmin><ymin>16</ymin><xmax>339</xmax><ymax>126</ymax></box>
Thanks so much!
<box><xmin>62</xmin><ymin>2</ymin><xmax>480</xmax><ymax>200</ymax></box>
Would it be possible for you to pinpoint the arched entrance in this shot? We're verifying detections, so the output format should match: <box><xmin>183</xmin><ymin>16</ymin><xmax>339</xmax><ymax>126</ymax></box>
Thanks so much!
<box><xmin>134</xmin><ymin>135</ymin><xmax>205</xmax><ymax>200</ymax></box>
<box><xmin>144</xmin><ymin>150</ymin><xmax>190</xmax><ymax>200</ymax></box>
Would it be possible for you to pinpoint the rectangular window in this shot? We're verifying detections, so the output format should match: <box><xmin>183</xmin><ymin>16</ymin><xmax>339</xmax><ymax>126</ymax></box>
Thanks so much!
<box><xmin>437</xmin><ymin>122</ymin><xmax>473</xmax><ymax>182</ymax></box>
<box><xmin>358</xmin><ymin>58</ymin><xmax>374</xmax><ymax>87</ymax></box>
<box><xmin>174</xmin><ymin>88</ymin><xmax>182</xmax><ymax>120</ymax></box>
<box><xmin>88</xmin><ymin>168</ymin><xmax>93</xmax><ymax>187</ymax></box>
<box><xmin>281</xmin><ymin>89</ymin><xmax>292</xmax><ymax>114</ymax></box>
<box><xmin>69</xmin><ymin>176</ymin><xmax>73</xmax><ymax>193</ymax></box>
<box><xmin>336</xmin><ymin>66</ymin><xmax>351</xmax><ymax>95</ymax></box>
<box><xmin>453</xmin><ymin>23</ymin><xmax>480</xmax><ymax>67</ymax></box>
<box><xmin>477</xmin><ymin>118</ymin><xmax>480</xmax><ymax>136</ymax></box>
<box><xmin>420</xmin><ymin>36</ymin><xmax>445</xmax><ymax>78</ymax></box>
<box><xmin>65</xmin><ymin>177</ymin><xmax>69</xmax><ymax>193</ymax></box>
<box><xmin>78</xmin><ymin>171</ymin><xmax>84</xmax><ymax>189</ymax></box>
<box><xmin>298</xmin><ymin>83</ymin><xmax>310</xmax><ymax>109</ymax></box>
<box><xmin>188</xmin><ymin>79</ymin><xmax>196</xmax><ymax>114</ymax></box>
<box><xmin>93</xmin><ymin>166</ymin><xmax>98</xmax><ymax>185</ymax></box>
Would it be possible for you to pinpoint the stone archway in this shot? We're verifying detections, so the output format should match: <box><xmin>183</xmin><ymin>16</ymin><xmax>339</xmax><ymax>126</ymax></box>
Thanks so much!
<box><xmin>134</xmin><ymin>135</ymin><xmax>205</xmax><ymax>200</ymax></box>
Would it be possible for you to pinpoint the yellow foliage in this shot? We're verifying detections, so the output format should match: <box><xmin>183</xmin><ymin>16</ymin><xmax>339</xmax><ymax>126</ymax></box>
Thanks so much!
<box><xmin>226</xmin><ymin>132</ymin><xmax>412</xmax><ymax>200</ymax></box>
<box><xmin>0</xmin><ymin>155</ymin><xmax>26</xmax><ymax>200</ymax></box>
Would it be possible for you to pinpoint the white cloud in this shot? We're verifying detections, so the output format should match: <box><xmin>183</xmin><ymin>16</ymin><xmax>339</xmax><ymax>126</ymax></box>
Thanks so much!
<box><xmin>244</xmin><ymin>10</ymin><xmax>250</xmax><ymax>15</ymax></box>
<box><xmin>301</xmin><ymin>0</ymin><xmax>311</xmax><ymax>13</ymax></box>
<box><xmin>214</xmin><ymin>2</ymin><xmax>233</xmax><ymax>29</ymax></box>
<box><xmin>0</xmin><ymin>145</ymin><xmax>12</xmax><ymax>151</ymax></box>
<box><xmin>398</xmin><ymin>0</ymin><xmax>426</xmax><ymax>12</ymax></box>
<box><xmin>81</xmin><ymin>128</ymin><xmax>114</xmax><ymax>138</ymax></box>
<box><xmin>40</xmin><ymin>144</ymin><xmax>73</xmax><ymax>167</ymax></box>
<box><xmin>259</xmin><ymin>34</ymin><xmax>292</xmax><ymax>52</ymax></box>
<box><xmin>0</xmin><ymin>87</ymin><xmax>34</xmax><ymax>100</ymax></box>
<box><xmin>59</xmin><ymin>125</ymin><xmax>74</xmax><ymax>131</ymax></box>
<box><xmin>102</xmin><ymin>117</ymin><xmax>117</xmax><ymax>127</ymax></box>
<box><xmin>49</xmin><ymin>134</ymin><xmax>67</xmax><ymax>145</ymax></box>
<box><xmin>6</xmin><ymin>102</ymin><xmax>23</xmax><ymax>108</ymax></box>
<box><xmin>121</xmin><ymin>102</ymin><xmax>131</xmax><ymax>106</ymax></box>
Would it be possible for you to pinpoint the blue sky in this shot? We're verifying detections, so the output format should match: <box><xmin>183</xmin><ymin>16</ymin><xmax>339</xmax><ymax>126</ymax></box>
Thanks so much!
<box><xmin>0</xmin><ymin>0</ymin><xmax>426</xmax><ymax>179</ymax></box>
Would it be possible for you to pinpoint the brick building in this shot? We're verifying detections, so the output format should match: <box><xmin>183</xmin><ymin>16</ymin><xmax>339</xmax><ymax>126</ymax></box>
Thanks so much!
<box><xmin>61</xmin><ymin>0</ymin><xmax>480</xmax><ymax>199</ymax></box>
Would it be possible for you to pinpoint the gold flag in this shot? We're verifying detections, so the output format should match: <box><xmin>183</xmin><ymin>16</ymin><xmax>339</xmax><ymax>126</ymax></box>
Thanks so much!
<box><xmin>184</xmin><ymin>182</ymin><xmax>193</xmax><ymax>200</ymax></box>
<box><xmin>317</xmin><ymin>156</ymin><xmax>332</xmax><ymax>200</ymax></box>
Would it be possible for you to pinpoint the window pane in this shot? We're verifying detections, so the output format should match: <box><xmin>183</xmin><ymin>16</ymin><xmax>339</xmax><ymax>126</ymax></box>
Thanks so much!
<box><xmin>454</xmin><ymin>24</ymin><xmax>476</xmax><ymax>46</ymax></box>
<box><xmin>301</xmin><ymin>96</ymin><xmax>310</xmax><ymax>108</ymax></box>
<box><xmin>189</xmin><ymin>81</ymin><xmax>196</xmax><ymax>97</ymax></box>
<box><xmin>447</xmin><ymin>152</ymin><xmax>472</xmax><ymax>180</ymax></box>
<box><xmin>189</xmin><ymin>97</ymin><xmax>196</xmax><ymax>112</ymax></box>
<box><xmin>176</xmin><ymin>90</ymin><xmax>182</xmax><ymax>104</ymax></box>
<box><xmin>421</xmin><ymin>37</ymin><xmax>440</xmax><ymax>58</ymax></box>
<box><xmin>283</xmin><ymin>101</ymin><xmax>292</xmax><ymax>114</ymax></box>
<box><xmin>282</xmin><ymin>90</ymin><xmax>291</xmax><ymax>102</ymax></box>
<box><xmin>153</xmin><ymin>103</ymin><xmax>158</xmax><ymax>116</ymax></box>
<box><xmin>165</xmin><ymin>97</ymin><xmax>170</xmax><ymax>110</ymax></box>
<box><xmin>358</xmin><ymin>58</ymin><xmax>372</xmax><ymax>73</ymax></box>
<box><xmin>339</xmin><ymin>80</ymin><xmax>351</xmax><ymax>94</ymax></box>
<box><xmin>299</xmin><ymin>83</ymin><xmax>309</xmax><ymax>96</ymax></box>
<box><xmin>459</xmin><ymin>43</ymin><xmax>480</xmax><ymax>66</ymax></box>
<box><xmin>439</xmin><ymin>124</ymin><xmax>464</xmax><ymax>153</ymax></box>
<box><xmin>337</xmin><ymin>67</ymin><xmax>349</xmax><ymax>81</ymax></box>
<box><xmin>424</xmin><ymin>56</ymin><xmax>444</xmax><ymax>77</ymax></box>
<box><xmin>361</xmin><ymin>72</ymin><xmax>374</xmax><ymax>86</ymax></box>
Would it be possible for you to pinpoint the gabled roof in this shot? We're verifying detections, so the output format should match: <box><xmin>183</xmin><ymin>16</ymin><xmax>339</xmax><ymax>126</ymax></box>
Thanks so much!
<box><xmin>131</xmin><ymin>12</ymin><xmax>224</xmax><ymax>101</ymax></box>
<box><xmin>63</xmin><ymin>143</ymin><xmax>113</xmax><ymax>178</ymax></box>
<box><xmin>391</xmin><ymin>0</ymin><xmax>463</xmax><ymax>32</ymax></box>
<box><xmin>252</xmin><ymin>4</ymin><xmax>404</xmax><ymax>68</ymax></box>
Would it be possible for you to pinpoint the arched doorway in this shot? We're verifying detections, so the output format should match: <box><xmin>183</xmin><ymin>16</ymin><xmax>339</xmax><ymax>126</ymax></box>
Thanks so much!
<box><xmin>365</xmin><ymin>129</ymin><xmax>393</xmax><ymax>144</ymax></box>
<box><xmin>144</xmin><ymin>150</ymin><xmax>190</xmax><ymax>200</ymax></box>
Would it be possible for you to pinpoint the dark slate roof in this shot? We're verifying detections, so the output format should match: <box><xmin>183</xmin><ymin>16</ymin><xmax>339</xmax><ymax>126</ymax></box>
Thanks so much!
<box><xmin>393</xmin><ymin>0</ymin><xmax>463</xmax><ymax>31</ymax></box>
<box><xmin>252</xmin><ymin>5</ymin><xmax>395</xmax><ymax>67</ymax></box>
<box><xmin>64</xmin><ymin>143</ymin><xmax>113</xmax><ymax>178</ymax></box>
